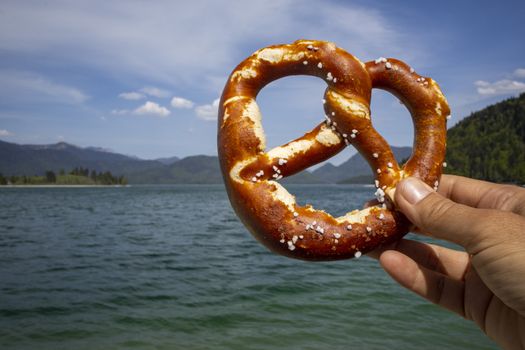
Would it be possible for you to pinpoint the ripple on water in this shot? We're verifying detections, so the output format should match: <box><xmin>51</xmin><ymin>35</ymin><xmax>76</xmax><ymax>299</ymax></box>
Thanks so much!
<box><xmin>0</xmin><ymin>185</ymin><xmax>496</xmax><ymax>350</ymax></box>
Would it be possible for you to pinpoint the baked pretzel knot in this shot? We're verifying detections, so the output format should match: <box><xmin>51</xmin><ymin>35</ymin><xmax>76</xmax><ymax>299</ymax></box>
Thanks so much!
<box><xmin>218</xmin><ymin>40</ymin><xmax>450</xmax><ymax>261</ymax></box>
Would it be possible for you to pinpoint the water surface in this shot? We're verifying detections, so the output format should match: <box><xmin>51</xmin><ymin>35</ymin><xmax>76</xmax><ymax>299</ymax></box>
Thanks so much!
<box><xmin>0</xmin><ymin>185</ymin><xmax>496</xmax><ymax>349</ymax></box>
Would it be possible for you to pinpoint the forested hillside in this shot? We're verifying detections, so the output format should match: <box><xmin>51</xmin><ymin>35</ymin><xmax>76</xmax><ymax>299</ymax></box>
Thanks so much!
<box><xmin>446</xmin><ymin>93</ymin><xmax>525</xmax><ymax>183</ymax></box>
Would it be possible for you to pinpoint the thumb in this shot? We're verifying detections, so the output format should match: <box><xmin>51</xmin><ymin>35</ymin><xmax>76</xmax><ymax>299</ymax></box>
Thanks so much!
<box><xmin>394</xmin><ymin>177</ymin><xmax>495</xmax><ymax>252</ymax></box>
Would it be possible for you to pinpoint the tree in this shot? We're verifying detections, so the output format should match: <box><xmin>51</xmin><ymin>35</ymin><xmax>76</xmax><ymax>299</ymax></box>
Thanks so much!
<box><xmin>100</xmin><ymin>171</ymin><xmax>112</xmax><ymax>184</ymax></box>
<box><xmin>45</xmin><ymin>170</ymin><xmax>56</xmax><ymax>183</ymax></box>
<box><xmin>118</xmin><ymin>175</ymin><xmax>128</xmax><ymax>185</ymax></box>
<box><xmin>0</xmin><ymin>173</ymin><xmax>7</xmax><ymax>185</ymax></box>
<box><xmin>446</xmin><ymin>93</ymin><xmax>525</xmax><ymax>184</ymax></box>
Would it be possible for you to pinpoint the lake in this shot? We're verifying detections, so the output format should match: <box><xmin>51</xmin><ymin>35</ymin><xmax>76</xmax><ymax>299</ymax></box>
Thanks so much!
<box><xmin>0</xmin><ymin>185</ymin><xmax>496</xmax><ymax>349</ymax></box>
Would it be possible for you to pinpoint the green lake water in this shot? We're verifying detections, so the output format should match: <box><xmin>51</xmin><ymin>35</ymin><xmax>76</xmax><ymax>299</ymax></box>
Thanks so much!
<box><xmin>0</xmin><ymin>185</ymin><xmax>496</xmax><ymax>349</ymax></box>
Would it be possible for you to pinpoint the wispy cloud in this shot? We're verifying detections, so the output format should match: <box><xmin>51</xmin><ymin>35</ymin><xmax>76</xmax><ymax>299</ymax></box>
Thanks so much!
<box><xmin>294</xmin><ymin>4</ymin><xmax>407</xmax><ymax>60</ymax></box>
<box><xmin>195</xmin><ymin>99</ymin><xmax>220</xmax><ymax>121</ymax></box>
<box><xmin>475</xmin><ymin>79</ymin><xmax>525</xmax><ymax>96</ymax></box>
<box><xmin>133</xmin><ymin>101</ymin><xmax>170</xmax><ymax>117</ymax></box>
<box><xmin>513</xmin><ymin>68</ymin><xmax>525</xmax><ymax>79</ymax></box>
<box><xmin>0</xmin><ymin>1</ymin><xmax>418</xmax><ymax>91</ymax></box>
<box><xmin>0</xmin><ymin>129</ymin><xmax>13</xmax><ymax>137</ymax></box>
<box><xmin>0</xmin><ymin>70</ymin><xmax>89</xmax><ymax>104</ymax></box>
<box><xmin>0</xmin><ymin>0</ymin><xmax>464</xmax><ymax>160</ymax></box>
<box><xmin>473</xmin><ymin>67</ymin><xmax>525</xmax><ymax>96</ymax></box>
<box><xmin>171</xmin><ymin>96</ymin><xmax>194</xmax><ymax>109</ymax></box>
<box><xmin>140</xmin><ymin>86</ymin><xmax>170</xmax><ymax>98</ymax></box>
<box><xmin>118</xmin><ymin>92</ymin><xmax>144</xmax><ymax>100</ymax></box>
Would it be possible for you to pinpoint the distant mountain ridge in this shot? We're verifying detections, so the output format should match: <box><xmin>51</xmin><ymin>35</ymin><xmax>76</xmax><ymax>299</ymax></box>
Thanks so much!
<box><xmin>127</xmin><ymin>155</ymin><xmax>222</xmax><ymax>184</ymax></box>
<box><xmin>154</xmin><ymin>156</ymin><xmax>180</xmax><ymax>165</ymax></box>
<box><xmin>2</xmin><ymin>93</ymin><xmax>524</xmax><ymax>184</ymax></box>
<box><xmin>312</xmin><ymin>146</ymin><xmax>412</xmax><ymax>183</ymax></box>
<box><xmin>0</xmin><ymin>139</ymin><xmax>409</xmax><ymax>184</ymax></box>
<box><xmin>0</xmin><ymin>140</ymin><xmax>162</xmax><ymax>178</ymax></box>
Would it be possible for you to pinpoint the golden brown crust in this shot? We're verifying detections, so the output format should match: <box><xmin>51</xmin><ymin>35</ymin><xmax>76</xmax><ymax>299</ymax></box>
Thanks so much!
<box><xmin>217</xmin><ymin>40</ymin><xmax>449</xmax><ymax>261</ymax></box>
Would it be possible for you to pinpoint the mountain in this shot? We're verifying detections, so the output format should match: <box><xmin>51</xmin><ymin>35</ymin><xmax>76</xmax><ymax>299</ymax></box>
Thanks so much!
<box><xmin>127</xmin><ymin>156</ymin><xmax>325</xmax><ymax>184</ymax></box>
<box><xmin>0</xmin><ymin>141</ymin><xmax>426</xmax><ymax>185</ymax></box>
<box><xmin>127</xmin><ymin>155</ymin><xmax>221</xmax><ymax>184</ymax></box>
<box><xmin>154</xmin><ymin>156</ymin><xmax>180</xmax><ymax>165</ymax></box>
<box><xmin>282</xmin><ymin>171</ymin><xmax>324</xmax><ymax>184</ymax></box>
<box><xmin>445</xmin><ymin>93</ymin><xmax>525</xmax><ymax>183</ymax></box>
<box><xmin>330</xmin><ymin>93</ymin><xmax>525</xmax><ymax>184</ymax></box>
<box><xmin>2</xmin><ymin>93</ymin><xmax>523</xmax><ymax>184</ymax></box>
<box><xmin>0</xmin><ymin>140</ymin><xmax>323</xmax><ymax>184</ymax></box>
<box><xmin>128</xmin><ymin>147</ymin><xmax>413</xmax><ymax>185</ymax></box>
<box><xmin>313</xmin><ymin>146</ymin><xmax>413</xmax><ymax>183</ymax></box>
<box><xmin>0</xmin><ymin>140</ymin><xmax>163</xmax><ymax>177</ymax></box>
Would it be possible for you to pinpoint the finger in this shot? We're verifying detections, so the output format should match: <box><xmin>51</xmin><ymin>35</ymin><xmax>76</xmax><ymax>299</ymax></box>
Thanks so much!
<box><xmin>462</xmin><ymin>266</ymin><xmax>495</xmax><ymax>331</ymax></box>
<box><xmin>394</xmin><ymin>177</ymin><xmax>516</xmax><ymax>252</ymax></box>
<box><xmin>379</xmin><ymin>250</ymin><xmax>466</xmax><ymax>317</ymax></box>
<box><xmin>368</xmin><ymin>239</ymin><xmax>470</xmax><ymax>280</ymax></box>
<box><xmin>438</xmin><ymin>174</ymin><xmax>525</xmax><ymax>215</ymax></box>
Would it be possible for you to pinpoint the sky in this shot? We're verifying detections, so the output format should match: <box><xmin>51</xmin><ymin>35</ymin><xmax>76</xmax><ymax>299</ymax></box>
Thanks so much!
<box><xmin>1</xmin><ymin>0</ymin><xmax>524</xmax><ymax>165</ymax></box>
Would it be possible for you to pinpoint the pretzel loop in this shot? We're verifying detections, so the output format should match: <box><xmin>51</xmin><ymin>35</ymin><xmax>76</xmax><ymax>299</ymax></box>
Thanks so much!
<box><xmin>218</xmin><ymin>40</ymin><xmax>449</xmax><ymax>261</ymax></box>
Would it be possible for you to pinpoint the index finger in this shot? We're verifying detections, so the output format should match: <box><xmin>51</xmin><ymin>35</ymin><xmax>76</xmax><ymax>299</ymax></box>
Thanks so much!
<box><xmin>368</xmin><ymin>239</ymin><xmax>470</xmax><ymax>280</ymax></box>
<box><xmin>438</xmin><ymin>174</ymin><xmax>525</xmax><ymax>215</ymax></box>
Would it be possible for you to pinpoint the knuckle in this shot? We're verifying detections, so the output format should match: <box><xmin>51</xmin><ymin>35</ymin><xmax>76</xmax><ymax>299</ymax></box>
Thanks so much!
<box><xmin>501</xmin><ymin>187</ymin><xmax>525</xmax><ymax>215</ymax></box>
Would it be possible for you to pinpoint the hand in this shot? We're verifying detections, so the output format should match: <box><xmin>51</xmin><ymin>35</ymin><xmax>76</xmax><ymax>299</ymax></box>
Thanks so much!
<box><xmin>370</xmin><ymin>175</ymin><xmax>525</xmax><ymax>350</ymax></box>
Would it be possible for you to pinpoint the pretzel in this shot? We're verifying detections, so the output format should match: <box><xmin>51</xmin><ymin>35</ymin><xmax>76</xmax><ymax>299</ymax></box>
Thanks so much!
<box><xmin>218</xmin><ymin>40</ymin><xmax>449</xmax><ymax>261</ymax></box>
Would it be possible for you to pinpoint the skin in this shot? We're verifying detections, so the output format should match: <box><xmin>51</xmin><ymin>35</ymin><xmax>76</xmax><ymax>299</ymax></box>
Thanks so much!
<box><xmin>369</xmin><ymin>174</ymin><xmax>525</xmax><ymax>350</ymax></box>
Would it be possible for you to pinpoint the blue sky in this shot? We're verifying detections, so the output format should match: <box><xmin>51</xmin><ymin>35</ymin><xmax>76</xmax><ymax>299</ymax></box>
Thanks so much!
<box><xmin>1</xmin><ymin>0</ymin><xmax>524</xmax><ymax>165</ymax></box>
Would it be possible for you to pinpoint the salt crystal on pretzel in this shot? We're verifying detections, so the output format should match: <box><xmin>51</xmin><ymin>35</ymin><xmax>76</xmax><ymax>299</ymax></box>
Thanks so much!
<box><xmin>218</xmin><ymin>40</ymin><xmax>449</xmax><ymax>261</ymax></box>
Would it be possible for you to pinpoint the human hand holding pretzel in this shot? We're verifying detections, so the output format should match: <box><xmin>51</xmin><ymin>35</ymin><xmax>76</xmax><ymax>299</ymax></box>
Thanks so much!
<box><xmin>218</xmin><ymin>40</ymin><xmax>450</xmax><ymax>261</ymax></box>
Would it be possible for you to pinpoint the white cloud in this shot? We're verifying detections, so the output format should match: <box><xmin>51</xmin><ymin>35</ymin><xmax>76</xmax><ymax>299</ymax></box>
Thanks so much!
<box><xmin>0</xmin><ymin>129</ymin><xmax>13</xmax><ymax>137</ymax></box>
<box><xmin>133</xmin><ymin>101</ymin><xmax>170</xmax><ymax>117</ymax></box>
<box><xmin>119</xmin><ymin>92</ymin><xmax>144</xmax><ymax>100</ymax></box>
<box><xmin>195</xmin><ymin>98</ymin><xmax>220</xmax><ymax>121</ymax></box>
<box><xmin>0</xmin><ymin>1</ymin><xmax>433</xmax><ymax>158</ymax></box>
<box><xmin>0</xmin><ymin>1</ymin><xmax>419</xmax><ymax>91</ymax></box>
<box><xmin>513</xmin><ymin>68</ymin><xmax>525</xmax><ymax>79</ymax></box>
<box><xmin>475</xmin><ymin>79</ymin><xmax>525</xmax><ymax>95</ymax></box>
<box><xmin>0</xmin><ymin>70</ymin><xmax>88</xmax><ymax>104</ymax></box>
<box><xmin>140</xmin><ymin>86</ymin><xmax>170</xmax><ymax>98</ymax></box>
<box><xmin>171</xmin><ymin>96</ymin><xmax>194</xmax><ymax>109</ymax></box>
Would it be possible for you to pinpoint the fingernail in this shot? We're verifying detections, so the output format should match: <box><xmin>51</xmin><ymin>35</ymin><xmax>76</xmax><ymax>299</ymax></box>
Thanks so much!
<box><xmin>398</xmin><ymin>177</ymin><xmax>433</xmax><ymax>205</ymax></box>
